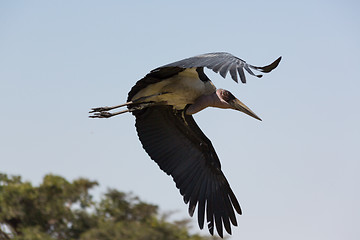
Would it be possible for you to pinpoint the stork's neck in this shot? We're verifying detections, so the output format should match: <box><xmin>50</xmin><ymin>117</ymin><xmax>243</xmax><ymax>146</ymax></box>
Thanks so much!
<box><xmin>185</xmin><ymin>90</ymin><xmax>230</xmax><ymax>115</ymax></box>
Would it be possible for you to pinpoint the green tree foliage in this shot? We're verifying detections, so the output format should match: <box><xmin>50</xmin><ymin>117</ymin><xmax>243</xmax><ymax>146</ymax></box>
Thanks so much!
<box><xmin>0</xmin><ymin>173</ymin><xmax>220</xmax><ymax>240</ymax></box>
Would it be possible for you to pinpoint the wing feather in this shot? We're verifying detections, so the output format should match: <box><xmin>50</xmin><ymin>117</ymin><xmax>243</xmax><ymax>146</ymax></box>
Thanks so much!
<box><xmin>237</xmin><ymin>64</ymin><xmax>247</xmax><ymax>83</ymax></box>
<box><xmin>188</xmin><ymin>169</ymin><xmax>206</xmax><ymax>216</ymax></box>
<box><xmin>128</xmin><ymin>53</ymin><xmax>281</xmax><ymax>102</ymax></box>
<box><xmin>158</xmin><ymin>52</ymin><xmax>281</xmax><ymax>83</ymax></box>
<box><xmin>219</xmin><ymin>61</ymin><xmax>233</xmax><ymax>78</ymax></box>
<box><xmin>229</xmin><ymin>64</ymin><xmax>238</xmax><ymax>83</ymax></box>
<box><xmin>134</xmin><ymin>106</ymin><xmax>241</xmax><ymax>237</ymax></box>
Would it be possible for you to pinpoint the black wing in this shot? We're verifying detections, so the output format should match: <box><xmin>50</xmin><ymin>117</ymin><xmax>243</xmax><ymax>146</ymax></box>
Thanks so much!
<box><xmin>134</xmin><ymin>105</ymin><xmax>241</xmax><ymax>238</ymax></box>
<box><xmin>158</xmin><ymin>52</ymin><xmax>281</xmax><ymax>83</ymax></box>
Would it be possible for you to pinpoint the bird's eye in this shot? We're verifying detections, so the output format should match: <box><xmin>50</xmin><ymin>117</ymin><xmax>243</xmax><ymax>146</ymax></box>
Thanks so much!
<box><xmin>221</xmin><ymin>90</ymin><xmax>236</xmax><ymax>102</ymax></box>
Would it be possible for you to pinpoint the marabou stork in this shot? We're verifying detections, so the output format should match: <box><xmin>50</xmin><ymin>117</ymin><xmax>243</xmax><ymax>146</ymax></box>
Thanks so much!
<box><xmin>89</xmin><ymin>52</ymin><xmax>281</xmax><ymax>237</ymax></box>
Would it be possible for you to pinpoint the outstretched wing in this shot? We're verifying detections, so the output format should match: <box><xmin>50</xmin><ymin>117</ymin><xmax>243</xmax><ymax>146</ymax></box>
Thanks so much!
<box><xmin>127</xmin><ymin>52</ymin><xmax>281</xmax><ymax>101</ymax></box>
<box><xmin>157</xmin><ymin>52</ymin><xmax>281</xmax><ymax>83</ymax></box>
<box><xmin>134</xmin><ymin>105</ymin><xmax>242</xmax><ymax>238</ymax></box>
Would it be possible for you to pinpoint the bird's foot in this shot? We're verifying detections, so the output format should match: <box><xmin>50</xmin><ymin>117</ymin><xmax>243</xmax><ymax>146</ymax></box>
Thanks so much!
<box><xmin>89</xmin><ymin>111</ymin><xmax>113</xmax><ymax>118</ymax></box>
<box><xmin>89</xmin><ymin>106</ymin><xmax>120</xmax><ymax>113</ymax></box>
<box><xmin>89</xmin><ymin>102</ymin><xmax>132</xmax><ymax>118</ymax></box>
<box><xmin>89</xmin><ymin>108</ymin><xmax>129</xmax><ymax>118</ymax></box>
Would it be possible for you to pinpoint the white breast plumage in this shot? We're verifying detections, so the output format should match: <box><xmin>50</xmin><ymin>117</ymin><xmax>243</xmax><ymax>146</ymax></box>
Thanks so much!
<box><xmin>131</xmin><ymin>68</ymin><xmax>216</xmax><ymax>110</ymax></box>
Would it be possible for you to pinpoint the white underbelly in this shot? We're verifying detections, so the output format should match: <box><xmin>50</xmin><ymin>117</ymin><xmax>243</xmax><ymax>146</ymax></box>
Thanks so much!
<box><xmin>131</xmin><ymin>68</ymin><xmax>216</xmax><ymax>109</ymax></box>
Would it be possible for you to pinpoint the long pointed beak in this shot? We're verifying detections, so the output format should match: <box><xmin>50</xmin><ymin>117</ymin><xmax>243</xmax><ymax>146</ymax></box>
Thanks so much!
<box><xmin>229</xmin><ymin>98</ymin><xmax>262</xmax><ymax>121</ymax></box>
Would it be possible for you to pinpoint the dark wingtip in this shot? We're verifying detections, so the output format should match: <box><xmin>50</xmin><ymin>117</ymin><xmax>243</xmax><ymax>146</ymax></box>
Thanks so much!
<box><xmin>260</xmin><ymin>56</ymin><xmax>282</xmax><ymax>73</ymax></box>
<box><xmin>188</xmin><ymin>204</ymin><xmax>196</xmax><ymax>217</ymax></box>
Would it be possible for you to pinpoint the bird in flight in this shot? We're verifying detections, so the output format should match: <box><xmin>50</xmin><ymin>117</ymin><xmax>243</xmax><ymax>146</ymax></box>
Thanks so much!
<box><xmin>89</xmin><ymin>52</ymin><xmax>281</xmax><ymax>238</ymax></box>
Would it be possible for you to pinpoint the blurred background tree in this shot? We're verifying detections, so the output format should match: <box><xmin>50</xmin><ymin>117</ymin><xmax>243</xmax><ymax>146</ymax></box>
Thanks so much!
<box><xmin>0</xmin><ymin>173</ymin><xmax>221</xmax><ymax>240</ymax></box>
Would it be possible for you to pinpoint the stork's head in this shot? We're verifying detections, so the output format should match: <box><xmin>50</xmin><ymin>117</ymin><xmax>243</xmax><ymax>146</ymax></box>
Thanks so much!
<box><xmin>186</xmin><ymin>89</ymin><xmax>262</xmax><ymax>121</ymax></box>
<box><xmin>215</xmin><ymin>89</ymin><xmax>262</xmax><ymax>121</ymax></box>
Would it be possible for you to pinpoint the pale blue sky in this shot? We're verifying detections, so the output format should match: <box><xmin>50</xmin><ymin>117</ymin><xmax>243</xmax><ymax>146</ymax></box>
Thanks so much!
<box><xmin>1</xmin><ymin>0</ymin><xmax>359</xmax><ymax>239</ymax></box>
